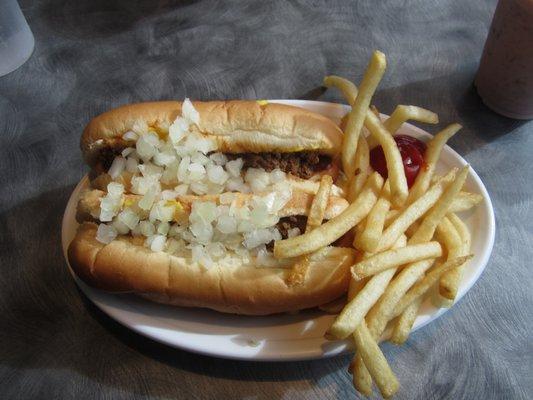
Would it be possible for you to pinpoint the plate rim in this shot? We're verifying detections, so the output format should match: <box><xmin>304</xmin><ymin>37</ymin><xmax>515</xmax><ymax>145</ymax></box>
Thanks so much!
<box><xmin>61</xmin><ymin>99</ymin><xmax>495</xmax><ymax>361</ymax></box>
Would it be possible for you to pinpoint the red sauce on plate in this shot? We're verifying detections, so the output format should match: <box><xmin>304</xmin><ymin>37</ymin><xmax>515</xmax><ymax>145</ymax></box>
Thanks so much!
<box><xmin>370</xmin><ymin>135</ymin><xmax>427</xmax><ymax>187</ymax></box>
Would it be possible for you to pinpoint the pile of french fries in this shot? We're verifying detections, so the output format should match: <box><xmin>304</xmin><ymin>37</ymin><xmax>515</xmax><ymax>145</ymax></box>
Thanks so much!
<box><xmin>274</xmin><ymin>51</ymin><xmax>483</xmax><ymax>398</ymax></box>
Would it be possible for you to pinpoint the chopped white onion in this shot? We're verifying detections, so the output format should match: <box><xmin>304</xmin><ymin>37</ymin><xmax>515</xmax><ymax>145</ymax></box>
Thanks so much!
<box><xmin>207</xmin><ymin>164</ymin><xmax>229</xmax><ymax>185</ymax></box>
<box><xmin>182</xmin><ymin>98</ymin><xmax>200</xmax><ymax>125</ymax></box>
<box><xmin>125</xmin><ymin>157</ymin><xmax>138</xmax><ymax>173</ymax></box>
<box><xmin>161</xmin><ymin>190</ymin><xmax>179</xmax><ymax>200</ymax></box>
<box><xmin>245</xmin><ymin>168</ymin><xmax>270</xmax><ymax>192</ymax></box>
<box><xmin>138</xmin><ymin>188</ymin><xmax>156</xmax><ymax>210</ymax></box>
<box><xmin>157</xmin><ymin>221</ymin><xmax>170</xmax><ymax>235</ymax></box>
<box><xmin>225</xmin><ymin>158</ymin><xmax>243</xmax><ymax>177</ymax></box>
<box><xmin>121</xmin><ymin>147</ymin><xmax>135</xmax><ymax>157</ymax></box>
<box><xmin>216</xmin><ymin>215</ymin><xmax>237</xmax><ymax>234</ymax></box>
<box><xmin>108</xmin><ymin>156</ymin><xmax>126</xmax><ymax>179</ymax></box>
<box><xmin>96</xmin><ymin>223</ymin><xmax>118</xmax><ymax>244</ymax></box>
<box><xmin>169</xmin><ymin>117</ymin><xmax>189</xmax><ymax>144</ymax></box>
<box><xmin>123</xmin><ymin>130</ymin><xmax>139</xmax><ymax>141</ymax></box>
<box><xmin>209</xmin><ymin>152</ymin><xmax>227</xmax><ymax>166</ymax></box>
<box><xmin>107</xmin><ymin>182</ymin><xmax>124</xmax><ymax>197</ymax></box>
<box><xmin>174</xmin><ymin>184</ymin><xmax>189</xmax><ymax>195</ymax></box>
<box><xmin>112</xmin><ymin>218</ymin><xmax>130</xmax><ymax>235</ymax></box>
<box><xmin>138</xmin><ymin>221</ymin><xmax>155</xmax><ymax>237</ymax></box>
<box><xmin>96</xmin><ymin>100</ymin><xmax>295</xmax><ymax>265</ymax></box>
<box><xmin>150</xmin><ymin>235</ymin><xmax>166</xmax><ymax>252</ymax></box>
<box><xmin>243</xmin><ymin>228</ymin><xmax>275</xmax><ymax>249</ymax></box>
<box><xmin>117</xmin><ymin>208</ymin><xmax>140</xmax><ymax>230</ymax></box>
<box><xmin>136</xmin><ymin>133</ymin><xmax>159</xmax><ymax>161</ymax></box>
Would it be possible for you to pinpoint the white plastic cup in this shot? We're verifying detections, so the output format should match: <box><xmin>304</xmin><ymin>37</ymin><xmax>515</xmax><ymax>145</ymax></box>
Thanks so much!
<box><xmin>0</xmin><ymin>0</ymin><xmax>35</xmax><ymax>77</ymax></box>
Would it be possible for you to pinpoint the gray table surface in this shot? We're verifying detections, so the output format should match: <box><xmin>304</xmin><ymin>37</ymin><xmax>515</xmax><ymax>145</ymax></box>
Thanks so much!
<box><xmin>1</xmin><ymin>0</ymin><xmax>532</xmax><ymax>399</ymax></box>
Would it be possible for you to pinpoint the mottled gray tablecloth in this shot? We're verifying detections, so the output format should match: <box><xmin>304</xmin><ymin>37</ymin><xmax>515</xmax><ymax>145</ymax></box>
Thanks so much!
<box><xmin>1</xmin><ymin>0</ymin><xmax>532</xmax><ymax>399</ymax></box>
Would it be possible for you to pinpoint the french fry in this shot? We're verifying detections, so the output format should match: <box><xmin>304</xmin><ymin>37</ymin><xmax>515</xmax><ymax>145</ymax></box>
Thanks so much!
<box><xmin>273</xmin><ymin>173</ymin><xmax>382</xmax><ymax>259</ymax></box>
<box><xmin>408</xmin><ymin>166</ymin><xmax>469</xmax><ymax>244</ymax></box>
<box><xmin>306</xmin><ymin>174</ymin><xmax>333</xmax><ymax>231</ymax></box>
<box><xmin>351</xmin><ymin>258</ymin><xmax>434</xmax><ymax>393</ymax></box>
<box><xmin>353</xmin><ymin>320</ymin><xmax>400</xmax><ymax>398</ymax></box>
<box><xmin>376</xmin><ymin>168</ymin><xmax>457</xmax><ymax>252</ymax></box>
<box><xmin>392</xmin><ymin>255</ymin><xmax>473</xmax><ymax>318</ymax></box>
<box><xmin>364</xmin><ymin>110</ymin><xmax>409</xmax><ymax>207</ymax></box>
<box><xmin>287</xmin><ymin>175</ymin><xmax>334</xmax><ymax>286</ymax></box>
<box><xmin>365</xmin><ymin>259</ymin><xmax>434</xmax><ymax>338</ymax></box>
<box><xmin>384</xmin><ymin>209</ymin><xmax>400</xmax><ymax>227</ymax></box>
<box><xmin>323</xmin><ymin>75</ymin><xmax>358</xmax><ymax>105</ymax></box>
<box><xmin>351</xmin><ymin>242</ymin><xmax>442</xmax><ymax>281</ymax></box>
<box><xmin>328</xmin><ymin>234</ymin><xmax>407</xmax><ymax>340</ymax></box>
<box><xmin>353</xmin><ymin>354</ymin><xmax>373</xmax><ymax>396</ymax></box>
<box><xmin>439</xmin><ymin>213</ymin><xmax>472</xmax><ymax>299</ymax></box>
<box><xmin>389</xmin><ymin>295</ymin><xmax>424</xmax><ymax>345</ymax></box>
<box><xmin>347</xmin><ymin>135</ymin><xmax>370</xmax><ymax>202</ymax></box>
<box><xmin>383</xmin><ymin>105</ymin><xmax>439</xmax><ymax>134</ymax></box>
<box><xmin>330</xmin><ymin>270</ymin><xmax>395</xmax><ymax>338</ymax></box>
<box><xmin>407</xmin><ymin>123</ymin><xmax>462</xmax><ymax>203</ymax></box>
<box><xmin>342</xmin><ymin>51</ymin><xmax>387</xmax><ymax>179</ymax></box>
<box><xmin>435</xmin><ymin>216</ymin><xmax>462</xmax><ymax>255</ymax></box>
<box><xmin>428</xmin><ymin>215</ymin><xmax>463</xmax><ymax>307</ymax></box>
<box><xmin>324</xmin><ymin>63</ymin><xmax>408</xmax><ymax>207</ymax></box>
<box><xmin>354</xmin><ymin>181</ymin><xmax>391</xmax><ymax>252</ymax></box>
<box><xmin>449</xmin><ymin>191</ymin><xmax>484</xmax><ymax>213</ymax></box>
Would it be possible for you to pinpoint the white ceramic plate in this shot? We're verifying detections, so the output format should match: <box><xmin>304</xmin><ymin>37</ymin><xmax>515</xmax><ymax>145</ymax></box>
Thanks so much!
<box><xmin>61</xmin><ymin>100</ymin><xmax>495</xmax><ymax>361</ymax></box>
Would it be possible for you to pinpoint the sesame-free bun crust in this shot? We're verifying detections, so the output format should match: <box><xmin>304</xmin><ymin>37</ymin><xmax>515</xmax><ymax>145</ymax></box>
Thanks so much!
<box><xmin>68</xmin><ymin>223</ymin><xmax>355</xmax><ymax>315</ymax></box>
<box><xmin>82</xmin><ymin>101</ymin><xmax>343</xmax><ymax>169</ymax></box>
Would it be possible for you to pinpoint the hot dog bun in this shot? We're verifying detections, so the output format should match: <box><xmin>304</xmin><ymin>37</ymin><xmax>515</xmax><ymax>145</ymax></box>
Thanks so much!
<box><xmin>69</xmin><ymin>223</ymin><xmax>355</xmax><ymax>315</ymax></box>
<box><xmin>68</xmin><ymin>100</ymin><xmax>353</xmax><ymax>315</ymax></box>
<box><xmin>82</xmin><ymin>101</ymin><xmax>343</xmax><ymax>170</ymax></box>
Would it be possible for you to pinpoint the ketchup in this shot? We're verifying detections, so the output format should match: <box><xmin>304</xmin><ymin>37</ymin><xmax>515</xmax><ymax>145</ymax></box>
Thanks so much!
<box><xmin>369</xmin><ymin>135</ymin><xmax>427</xmax><ymax>187</ymax></box>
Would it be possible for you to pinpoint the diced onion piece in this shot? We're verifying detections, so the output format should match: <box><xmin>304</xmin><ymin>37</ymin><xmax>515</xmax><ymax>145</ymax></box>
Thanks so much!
<box><xmin>169</xmin><ymin>117</ymin><xmax>189</xmax><ymax>144</ymax></box>
<box><xmin>107</xmin><ymin>182</ymin><xmax>124</xmax><ymax>197</ymax></box>
<box><xmin>96</xmin><ymin>223</ymin><xmax>118</xmax><ymax>244</ymax></box>
<box><xmin>112</xmin><ymin>218</ymin><xmax>130</xmax><ymax>235</ymax></box>
<box><xmin>191</xmin><ymin>152</ymin><xmax>210</xmax><ymax>166</ymax></box>
<box><xmin>174</xmin><ymin>184</ymin><xmax>189</xmax><ymax>195</ymax></box>
<box><xmin>243</xmin><ymin>228</ymin><xmax>275</xmax><ymax>249</ymax></box>
<box><xmin>161</xmin><ymin>190</ymin><xmax>179</xmax><ymax>200</ymax></box>
<box><xmin>136</xmin><ymin>133</ymin><xmax>159</xmax><ymax>161</ymax></box>
<box><xmin>125</xmin><ymin>157</ymin><xmax>138</xmax><ymax>173</ymax></box>
<box><xmin>207</xmin><ymin>164</ymin><xmax>229</xmax><ymax>185</ymax></box>
<box><xmin>138</xmin><ymin>188</ymin><xmax>156</xmax><ymax>210</ymax></box>
<box><xmin>122</xmin><ymin>131</ymin><xmax>138</xmax><ymax>141</ymax></box>
<box><xmin>157</xmin><ymin>221</ymin><xmax>170</xmax><ymax>235</ymax></box>
<box><xmin>226</xmin><ymin>158</ymin><xmax>243</xmax><ymax>177</ymax></box>
<box><xmin>245</xmin><ymin>168</ymin><xmax>270</xmax><ymax>192</ymax></box>
<box><xmin>138</xmin><ymin>221</ymin><xmax>155</xmax><ymax>237</ymax></box>
<box><xmin>190</xmin><ymin>181</ymin><xmax>208</xmax><ymax>195</ymax></box>
<box><xmin>209</xmin><ymin>152</ymin><xmax>227</xmax><ymax>166</ymax></box>
<box><xmin>108</xmin><ymin>156</ymin><xmax>126</xmax><ymax>179</ymax></box>
<box><xmin>150</xmin><ymin>235</ymin><xmax>166</xmax><ymax>252</ymax></box>
<box><xmin>216</xmin><ymin>215</ymin><xmax>238</xmax><ymax>234</ymax></box>
<box><xmin>270</xmin><ymin>169</ymin><xmax>286</xmax><ymax>183</ymax></box>
<box><xmin>117</xmin><ymin>208</ymin><xmax>140</xmax><ymax>230</ymax></box>
<box><xmin>182</xmin><ymin>98</ymin><xmax>200</xmax><ymax>125</ymax></box>
<box><xmin>121</xmin><ymin>147</ymin><xmax>135</xmax><ymax>157</ymax></box>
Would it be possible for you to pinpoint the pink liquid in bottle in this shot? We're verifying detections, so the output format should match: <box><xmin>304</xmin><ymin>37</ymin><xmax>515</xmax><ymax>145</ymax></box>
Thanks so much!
<box><xmin>475</xmin><ymin>0</ymin><xmax>533</xmax><ymax>119</ymax></box>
